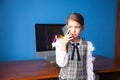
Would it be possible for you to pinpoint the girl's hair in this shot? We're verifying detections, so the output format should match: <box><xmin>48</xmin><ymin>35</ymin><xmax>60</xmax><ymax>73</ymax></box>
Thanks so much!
<box><xmin>66</xmin><ymin>13</ymin><xmax>84</xmax><ymax>26</ymax></box>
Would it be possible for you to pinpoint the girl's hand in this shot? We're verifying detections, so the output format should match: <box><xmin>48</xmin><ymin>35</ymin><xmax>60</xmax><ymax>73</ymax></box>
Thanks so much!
<box><xmin>60</xmin><ymin>29</ymin><xmax>74</xmax><ymax>52</ymax></box>
<box><xmin>62</xmin><ymin>29</ymin><xmax>74</xmax><ymax>46</ymax></box>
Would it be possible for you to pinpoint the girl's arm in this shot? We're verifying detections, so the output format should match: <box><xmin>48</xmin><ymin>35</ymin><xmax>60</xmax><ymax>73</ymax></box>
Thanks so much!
<box><xmin>54</xmin><ymin>29</ymin><xmax>73</xmax><ymax>67</ymax></box>
<box><xmin>86</xmin><ymin>41</ymin><xmax>95</xmax><ymax>80</ymax></box>
<box><xmin>54</xmin><ymin>39</ymin><xmax>69</xmax><ymax>67</ymax></box>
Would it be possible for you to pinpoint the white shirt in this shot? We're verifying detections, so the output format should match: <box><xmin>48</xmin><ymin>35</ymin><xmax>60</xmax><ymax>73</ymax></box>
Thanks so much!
<box><xmin>53</xmin><ymin>39</ymin><xmax>95</xmax><ymax>80</ymax></box>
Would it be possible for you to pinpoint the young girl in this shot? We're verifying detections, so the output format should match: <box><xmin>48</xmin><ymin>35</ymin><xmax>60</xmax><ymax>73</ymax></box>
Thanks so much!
<box><xmin>54</xmin><ymin>13</ymin><xmax>95</xmax><ymax>80</ymax></box>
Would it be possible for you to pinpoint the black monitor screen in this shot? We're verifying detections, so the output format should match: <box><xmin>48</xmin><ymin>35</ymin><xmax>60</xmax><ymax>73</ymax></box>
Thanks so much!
<box><xmin>35</xmin><ymin>24</ymin><xmax>65</xmax><ymax>52</ymax></box>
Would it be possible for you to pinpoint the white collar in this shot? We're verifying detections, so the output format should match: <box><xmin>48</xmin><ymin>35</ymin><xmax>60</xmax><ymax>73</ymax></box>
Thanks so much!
<box><xmin>69</xmin><ymin>38</ymin><xmax>82</xmax><ymax>45</ymax></box>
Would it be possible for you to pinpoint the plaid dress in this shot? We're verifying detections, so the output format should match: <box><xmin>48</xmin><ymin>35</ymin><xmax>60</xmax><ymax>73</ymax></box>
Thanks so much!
<box><xmin>59</xmin><ymin>39</ymin><xmax>87</xmax><ymax>80</ymax></box>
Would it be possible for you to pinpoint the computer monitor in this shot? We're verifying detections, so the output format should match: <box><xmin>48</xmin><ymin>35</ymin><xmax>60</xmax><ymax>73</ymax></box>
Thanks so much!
<box><xmin>35</xmin><ymin>24</ymin><xmax>65</xmax><ymax>57</ymax></box>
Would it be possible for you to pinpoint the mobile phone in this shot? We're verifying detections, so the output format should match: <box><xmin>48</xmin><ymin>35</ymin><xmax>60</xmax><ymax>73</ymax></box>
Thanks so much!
<box><xmin>62</xmin><ymin>24</ymin><xmax>68</xmax><ymax>35</ymax></box>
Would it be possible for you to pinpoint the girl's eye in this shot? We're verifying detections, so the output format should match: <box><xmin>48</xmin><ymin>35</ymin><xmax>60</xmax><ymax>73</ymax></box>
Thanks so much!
<box><xmin>75</xmin><ymin>26</ymin><xmax>81</xmax><ymax>29</ymax></box>
<box><xmin>75</xmin><ymin>26</ymin><xmax>80</xmax><ymax>28</ymax></box>
<box><xmin>68</xmin><ymin>26</ymin><xmax>81</xmax><ymax>29</ymax></box>
<box><xmin>68</xmin><ymin>26</ymin><xmax>72</xmax><ymax>28</ymax></box>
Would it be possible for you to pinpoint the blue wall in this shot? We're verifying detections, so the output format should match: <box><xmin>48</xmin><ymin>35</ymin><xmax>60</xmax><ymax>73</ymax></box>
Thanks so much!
<box><xmin>0</xmin><ymin>0</ymin><xmax>118</xmax><ymax>62</ymax></box>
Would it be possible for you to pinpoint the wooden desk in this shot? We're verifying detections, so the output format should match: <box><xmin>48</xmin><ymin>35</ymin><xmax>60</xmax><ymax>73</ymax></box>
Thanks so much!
<box><xmin>0</xmin><ymin>56</ymin><xmax>120</xmax><ymax>80</ymax></box>
<box><xmin>94</xmin><ymin>56</ymin><xmax>120</xmax><ymax>80</ymax></box>
<box><xmin>0</xmin><ymin>60</ymin><xmax>59</xmax><ymax>80</ymax></box>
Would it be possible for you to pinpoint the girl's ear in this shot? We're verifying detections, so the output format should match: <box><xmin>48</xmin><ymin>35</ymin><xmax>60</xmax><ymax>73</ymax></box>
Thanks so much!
<box><xmin>81</xmin><ymin>25</ymin><xmax>85</xmax><ymax>32</ymax></box>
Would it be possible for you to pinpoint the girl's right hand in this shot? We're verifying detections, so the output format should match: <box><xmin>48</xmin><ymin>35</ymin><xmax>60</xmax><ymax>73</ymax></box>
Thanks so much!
<box><xmin>60</xmin><ymin>29</ymin><xmax>74</xmax><ymax>52</ymax></box>
<box><xmin>62</xmin><ymin>29</ymin><xmax>74</xmax><ymax>45</ymax></box>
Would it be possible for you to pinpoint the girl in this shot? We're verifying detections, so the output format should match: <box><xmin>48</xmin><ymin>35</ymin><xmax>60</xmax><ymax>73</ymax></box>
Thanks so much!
<box><xmin>54</xmin><ymin>13</ymin><xmax>95</xmax><ymax>80</ymax></box>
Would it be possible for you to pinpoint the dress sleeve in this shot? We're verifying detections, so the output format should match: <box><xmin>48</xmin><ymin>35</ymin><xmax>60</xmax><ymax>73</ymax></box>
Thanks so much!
<box><xmin>86</xmin><ymin>41</ymin><xmax>95</xmax><ymax>80</ymax></box>
<box><xmin>53</xmin><ymin>39</ymin><xmax>69</xmax><ymax>67</ymax></box>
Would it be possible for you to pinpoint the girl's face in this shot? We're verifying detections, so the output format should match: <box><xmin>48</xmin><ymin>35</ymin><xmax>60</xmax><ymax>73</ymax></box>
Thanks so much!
<box><xmin>67</xmin><ymin>20</ymin><xmax>83</xmax><ymax>39</ymax></box>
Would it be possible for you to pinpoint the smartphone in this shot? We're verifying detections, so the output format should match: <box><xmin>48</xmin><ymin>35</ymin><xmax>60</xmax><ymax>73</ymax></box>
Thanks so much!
<box><xmin>62</xmin><ymin>24</ymin><xmax>68</xmax><ymax>35</ymax></box>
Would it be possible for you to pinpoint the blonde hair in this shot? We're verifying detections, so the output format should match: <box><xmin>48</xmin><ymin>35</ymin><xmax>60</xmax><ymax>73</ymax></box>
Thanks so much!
<box><xmin>66</xmin><ymin>13</ymin><xmax>84</xmax><ymax>29</ymax></box>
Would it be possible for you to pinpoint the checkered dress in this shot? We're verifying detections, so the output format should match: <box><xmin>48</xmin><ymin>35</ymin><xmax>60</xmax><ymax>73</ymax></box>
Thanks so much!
<box><xmin>59</xmin><ymin>39</ymin><xmax>87</xmax><ymax>80</ymax></box>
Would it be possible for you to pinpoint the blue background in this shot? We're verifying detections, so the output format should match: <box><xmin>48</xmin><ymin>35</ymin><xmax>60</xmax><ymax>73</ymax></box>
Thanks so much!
<box><xmin>0</xmin><ymin>0</ymin><xmax>118</xmax><ymax>62</ymax></box>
